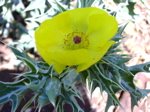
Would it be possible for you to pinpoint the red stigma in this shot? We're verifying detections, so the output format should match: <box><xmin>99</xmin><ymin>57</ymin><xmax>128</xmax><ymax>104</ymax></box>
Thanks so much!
<box><xmin>73</xmin><ymin>36</ymin><xmax>81</xmax><ymax>44</ymax></box>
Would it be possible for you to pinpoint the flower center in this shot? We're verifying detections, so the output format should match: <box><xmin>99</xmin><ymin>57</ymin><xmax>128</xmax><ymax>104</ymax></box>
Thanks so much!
<box><xmin>73</xmin><ymin>36</ymin><xmax>81</xmax><ymax>44</ymax></box>
<box><xmin>64</xmin><ymin>32</ymin><xmax>89</xmax><ymax>49</ymax></box>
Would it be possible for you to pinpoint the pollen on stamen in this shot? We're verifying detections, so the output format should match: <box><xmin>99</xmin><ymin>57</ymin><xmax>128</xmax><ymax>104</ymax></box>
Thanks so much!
<box><xmin>73</xmin><ymin>36</ymin><xmax>81</xmax><ymax>44</ymax></box>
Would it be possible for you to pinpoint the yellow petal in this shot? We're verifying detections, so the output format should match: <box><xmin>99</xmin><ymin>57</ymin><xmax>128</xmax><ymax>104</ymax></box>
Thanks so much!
<box><xmin>77</xmin><ymin>41</ymin><xmax>115</xmax><ymax>72</ymax></box>
<box><xmin>35</xmin><ymin>7</ymin><xmax>118</xmax><ymax>74</ymax></box>
<box><xmin>35</xmin><ymin>42</ymin><xmax>53</xmax><ymax>64</ymax></box>
<box><xmin>87</xmin><ymin>13</ymin><xmax>118</xmax><ymax>48</ymax></box>
<box><xmin>53</xmin><ymin>62</ymin><xmax>66</xmax><ymax>74</ymax></box>
<box><xmin>35</xmin><ymin>18</ymin><xmax>71</xmax><ymax>48</ymax></box>
<box><xmin>35</xmin><ymin>7</ymin><xmax>108</xmax><ymax>45</ymax></box>
<box><xmin>48</xmin><ymin>47</ymin><xmax>91</xmax><ymax>66</ymax></box>
<box><xmin>36</xmin><ymin>44</ymin><xmax>65</xmax><ymax>74</ymax></box>
<box><xmin>64</xmin><ymin>7</ymin><xmax>107</xmax><ymax>32</ymax></box>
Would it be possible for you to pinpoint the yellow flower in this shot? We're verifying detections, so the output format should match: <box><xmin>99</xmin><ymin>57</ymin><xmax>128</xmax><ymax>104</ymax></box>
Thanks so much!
<box><xmin>35</xmin><ymin>7</ymin><xmax>118</xmax><ymax>74</ymax></box>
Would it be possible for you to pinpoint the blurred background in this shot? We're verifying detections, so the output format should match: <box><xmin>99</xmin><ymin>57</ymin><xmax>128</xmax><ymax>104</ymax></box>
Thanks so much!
<box><xmin>0</xmin><ymin>0</ymin><xmax>150</xmax><ymax>111</ymax></box>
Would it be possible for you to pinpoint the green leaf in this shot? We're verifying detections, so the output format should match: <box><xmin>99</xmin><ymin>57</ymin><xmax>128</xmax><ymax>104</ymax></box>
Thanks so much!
<box><xmin>112</xmin><ymin>24</ymin><xmax>127</xmax><ymax>42</ymax></box>
<box><xmin>113</xmin><ymin>0</ymin><xmax>126</xmax><ymax>3</ymax></box>
<box><xmin>0</xmin><ymin>79</ymin><xmax>27</xmax><ymax>106</ymax></box>
<box><xmin>0</xmin><ymin>95</ymin><xmax>9</xmax><ymax>104</ymax></box>
<box><xmin>26</xmin><ymin>77</ymin><xmax>47</xmax><ymax>91</ymax></box>
<box><xmin>45</xmin><ymin>77</ymin><xmax>61</xmax><ymax>106</ymax></box>
<box><xmin>90</xmin><ymin>66</ymin><xmax>121</xmax><ymax>106</ymax></box>
<box><xmin>56</xmin><ymin>97</ymin><xmax>64</xmax><ymax>112</ymax></box>
<box><xmin>0</xmin><ymin>79</ymin><xmax>26</xmax><ymax>86</ymax></box>
<box><xmin>10</xmin><ymin>94</ymin><xmax>19</xmax><ymax>112</ymax></box>
<box><xmin>102</xmin><ymin>51</ymin><xmax>150</xmax><ymax>110</ymax></box>
<box><xmin>54</xmin><ymin>0</ymin><xmax>67</xmax><ymax>12</ymax></box>
<box><xmin>21</xmin><ymin>94</ymin><xmax>38</xmax><ymax>112</ymax></box>
<box><xmin>118</xmin><ymin>24</ymin><xmax>128</xmax><ymax>35</ymax></box>
<box><xmin>104</xmin><ymin>54</ymin><xmax>130</xmax><ymax>66</ymax></box>
<box><xmin>76</xmin><ymin>0</ymin><xmax>82</xmax><ymax>8</ymax></box>
<box><xmin>70</xmin><ymin>96</ymin><xmax>84</xmax><ymax>112</ymax></box>
<box><xmin>77</xmin><ymin>0</ymin><xmax>97</xmax><ymax>7</ymax></box>
<box><xmin>129</xmin><ymin>62</ymin><xmax>150</xmax><ymax>74</ymax></box>
<box><xmin>113</xmin><ymin>0</ymin><xmax>120</xmax><ymax>3</ymax></box>
<box><xmin>16</xmin><ymin>23</ymin><xmax>28</xmax><ymax>34</ymax></box>
<box><xmin>24</xmin><ymin>0</ymin><xmax>46</xmax><ymax>11</ymax></box>
<box><xmin>61</xmin><ymin>69</ymin><xmax>79</xmax><ymax>89</ymax></box>
<box><xmin>38</xmin><ymin>92</ymin><xmax>49</xmax><ymax>109</ymax></box>
<box><xmin>85</xmin><ymin>50</ymin><xmax>148</xmax><ymax>110</ymax></box>
<box><xmin>85</xmin><ymin>0</ymin><xmax>95</xmax><ymax>7</ymax></box>
<box><xmin>59</xmin><ymin>86</ymin><xmax>84</xmax><ymax>112</ymax></box>
<box><xmin>105</xmin><ymin>95</ymin><xmax>115</xmax><ymax>112</ymax></box>
<box><xmin>77</xmin><ymin>0</ymin><xmax>85</xmax><ymax>8</ymax></box>
<box><xmin>0</xmin><ymin>85</ymin><xmax>27</xmax><ymax>111</ymax></box>
<box><xmin>9</xmin><ymin>46</ymin><xmax>37</xmax><ymax>73</ymax></box>
<box><xmin>0</xmin><ymin>82</ymin><xmax>26</xmax><ymax>97</ymax></box>
<box><xmin>37</xmin><ymin>61</ymin><xmax>52</xmax><ymax>75</ymax></box>
<box><xmin>86</xmin><ymin>70</ymin><xmax>102</xmax><ymax>95</ymax></box>
<box><xmin>127</xmin><ymin>2</ymin><xmax>136</xmax><ymax>16</ymax></box>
